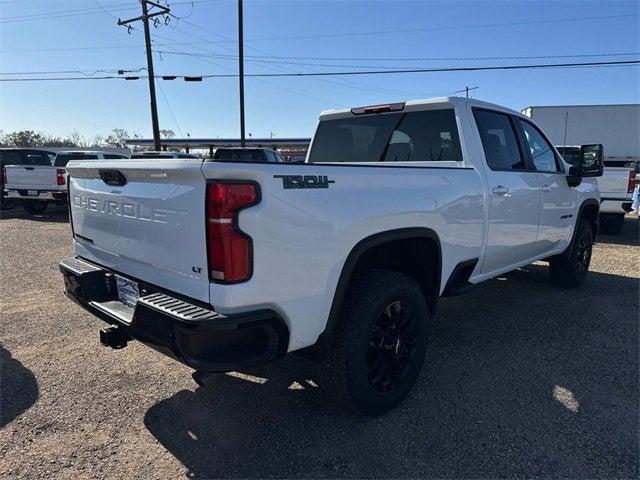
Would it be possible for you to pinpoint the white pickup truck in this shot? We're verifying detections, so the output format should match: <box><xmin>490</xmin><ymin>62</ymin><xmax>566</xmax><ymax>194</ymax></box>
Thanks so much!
<box><xmin>59</xmin><ymin>97</ymin><xmax>603</xmax><ymax>415</ymax></box>
<box><xmin>5</xmin><ymin>150</ymin><xmax>128</xmax><ymax>214</ymax></box>
<box><xmin>557</xmin><ymin>146</ymin><xmax>636</xmax><ymax>235</ymax></box>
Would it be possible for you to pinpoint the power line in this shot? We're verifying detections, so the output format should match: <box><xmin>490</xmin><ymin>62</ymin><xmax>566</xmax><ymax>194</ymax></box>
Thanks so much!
<box><xmin>0</xmin><ymin>68</ymin><xmax>145</xmax><ymax>76</ymax></box>
<box><xmin>157</xmin><ymin>82</ymin><xmax>185</xmax><ymax>137</ymax></box>
<box><xmin>0</xmin><ymin>3</ymin><xmax>138</xmax><ymax>24</ymax></box>
<box><xmin>2</xmin><ymin>60</ymin><xmax>638</xmax><ymax>81</ymax></box>
<box><xmin>155</xmin><ymin>50</ymin><xmax>640</xmax><ymax>69</ymax></box>
<box><xmin>152</xmin><ymin>23</ymin><xmax>347</xmax><ymax>107</ymax></box>
<box><xmin>241</xmin><ymin>13</ymin><xmax>640</xmax><ymax>43</ymax></box>
<box><xmin>94</xmin><ymin>0</ymin><xmax>121</xmax><ymax>20</ymax></box>
<box><xmin>0</xmin><ymin>0</ymin><xmax>219</xmax><ymax>23</ymax></box>
<box><xmin>162</xmin><ymin>16</ymin><xmax>459</xmax><ymax>98</ymax></box>
<box><xmin>181</xmin><ymin>51</ymin><xmax>640</xmax><ymax>62</ymax></box>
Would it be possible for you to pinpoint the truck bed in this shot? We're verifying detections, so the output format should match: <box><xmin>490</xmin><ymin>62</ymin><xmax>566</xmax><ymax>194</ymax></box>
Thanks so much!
<box><xmin>66</xmin><ymin>158</ymin><xmax>484</xmax><ymax>349</ymax></box>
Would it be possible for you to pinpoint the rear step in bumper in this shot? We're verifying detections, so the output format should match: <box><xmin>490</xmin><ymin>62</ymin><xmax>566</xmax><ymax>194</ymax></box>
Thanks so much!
<box><xmin>6</xmin><ymin>190</ymin><xmax>66</xmax><ymax>201</ymax></box>
<box><xmin>59</xmin><ymin>256</ymin><xmax>289</xmax><ymax>372</ymax></box>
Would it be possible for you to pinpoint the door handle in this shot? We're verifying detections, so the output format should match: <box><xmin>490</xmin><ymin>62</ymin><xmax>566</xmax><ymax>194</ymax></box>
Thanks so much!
<box><xmin>542</xmin><ymin>184</ymin><xmax>551</xmax><ymax>192</ymax></box>
<box><xmin>491</xmin><ymin>185</ymin><xmax>509</xmax><ymax>196</ymax></box>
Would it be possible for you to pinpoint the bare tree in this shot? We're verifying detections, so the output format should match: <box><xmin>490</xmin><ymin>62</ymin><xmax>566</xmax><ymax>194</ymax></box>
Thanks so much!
<box><xmin>89</xmin><ymin>134</ymin><xmax>104</xmax><ymax>148</ymax></box>
<box><xmin>40</xmin><ymin>134</ymin><xmax>75</xmax><ymax>147</ymax></box>
<box><xmin>104</xmin><ymin>129</ymin><xmax>130</xmax><ymax>149</ymax></box>
<box><xmin>66</xmin><ymin>130</ymin><xmax>87</xmax><ymax>148</ymax></box>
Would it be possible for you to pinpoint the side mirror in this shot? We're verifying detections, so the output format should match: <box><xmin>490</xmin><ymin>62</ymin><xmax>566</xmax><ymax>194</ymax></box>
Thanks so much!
<box><xmin>567</xmin><ymin>144</ymin><xmax>604</xmax><ymax>186</ymax></box>
<box><xmin>578</xmin><ymin>144</ymin><xmax>604</xmax><ymax>177</ymax></box>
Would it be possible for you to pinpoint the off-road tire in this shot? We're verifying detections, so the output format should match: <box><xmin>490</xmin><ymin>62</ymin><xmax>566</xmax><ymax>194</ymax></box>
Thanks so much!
<box><xmin>549</xmin><ymin>219</ymin><xmax>594</xmax><ymax>288</ymax></box>
<box><xmin>319</xmin><ymin>269</ymin><xmax>430</xmax><ymax>416</ymax></box>
<box><xmin>22</xmin><ymin>200</ymin><xmax>48</xmax><ymax>215</ymax></box>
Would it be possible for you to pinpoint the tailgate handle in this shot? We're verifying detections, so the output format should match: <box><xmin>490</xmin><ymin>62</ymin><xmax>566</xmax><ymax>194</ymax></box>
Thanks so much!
<box><xmin>99</xmin><ymin>169</ymin><xmax>127</xmax><ymax>187</ymax></box>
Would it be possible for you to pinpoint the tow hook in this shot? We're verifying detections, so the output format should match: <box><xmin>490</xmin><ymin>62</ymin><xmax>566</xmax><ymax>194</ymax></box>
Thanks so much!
<box><xmin>99</xmin><ymin>325</ymin><xmax>129</xmax><ymax>349</ymax></box>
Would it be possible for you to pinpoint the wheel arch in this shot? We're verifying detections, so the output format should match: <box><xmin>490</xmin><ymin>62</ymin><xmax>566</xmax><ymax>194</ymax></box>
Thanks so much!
<box><xmin>303</xmin><ymin>227</ymin><xmax>442</xmax><ymax>361</ymax></box>
<box><xmin>577</xmin><ymin>198</ymin><xmax>600</xmax><ymax>241</ymax></box>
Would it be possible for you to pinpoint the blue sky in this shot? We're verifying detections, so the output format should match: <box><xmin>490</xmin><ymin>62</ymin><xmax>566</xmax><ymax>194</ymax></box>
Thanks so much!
<box><xmin>1</xmin><ymin>0</ymin><xmax>639</xmax><ymax>140</ymax></box>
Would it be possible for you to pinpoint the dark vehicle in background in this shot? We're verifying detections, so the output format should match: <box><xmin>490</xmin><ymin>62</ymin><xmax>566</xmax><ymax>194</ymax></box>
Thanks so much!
<box><xmin>0</xmin><ymin>148</ymin><xmax>55</xmax><ymax>210</ymax></box>
<box><xmin>4</xmin><ymin>150</ymin><xmax>127</xmax><ymax>215</ymax></box>
<box><xmin>213</xmin><ymin>148</ymin><xmax>285</xmax><ymax>162</ymax></box>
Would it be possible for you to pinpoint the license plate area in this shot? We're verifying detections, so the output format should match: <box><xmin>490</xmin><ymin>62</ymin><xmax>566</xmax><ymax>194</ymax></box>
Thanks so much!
<box><xmin>27</xmin><ymin>190</ymin><xmax>38</xmax><ymax>196</ymax></box>
<box><xmin>115</xmin><ymin>275</ymin><xmax>140</xmax><ymax>308</ymax></box>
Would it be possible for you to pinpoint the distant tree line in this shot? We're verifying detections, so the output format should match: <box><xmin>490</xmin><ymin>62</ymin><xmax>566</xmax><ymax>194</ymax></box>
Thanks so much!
<box><xmin>0</xmin><ymin>129</ymin><xmax>175</xmax><ymax>149</ymax></box>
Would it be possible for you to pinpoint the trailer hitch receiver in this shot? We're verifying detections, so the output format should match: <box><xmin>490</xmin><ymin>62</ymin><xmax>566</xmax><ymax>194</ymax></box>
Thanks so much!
<box><xmin>99</xmin><ymin>325</ymin><xmax>129</xmax><ymax>349</ymax></box>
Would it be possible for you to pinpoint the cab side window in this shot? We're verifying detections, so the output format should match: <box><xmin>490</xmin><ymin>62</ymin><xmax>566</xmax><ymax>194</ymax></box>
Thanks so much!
<box><xmin>517</xmin><ymin>119</ymin><xmax>560</xmax><ymax>172</ymax></box>
<box><xmin>473</xmin><ymin>109</ymin><xmax>524</xmax><ymax>171</ymax></box>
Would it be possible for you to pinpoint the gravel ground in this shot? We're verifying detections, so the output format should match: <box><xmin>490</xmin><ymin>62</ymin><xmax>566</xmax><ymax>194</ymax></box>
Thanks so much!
<box><xmin>0</xmin><ymin>205</ymin><xmax>638</xmax><ymax>479</ymax></box>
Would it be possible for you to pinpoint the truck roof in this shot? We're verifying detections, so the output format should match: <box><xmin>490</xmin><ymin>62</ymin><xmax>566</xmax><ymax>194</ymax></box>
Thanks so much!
<box><xmin>319</xmin><ymin>96</ymin><xmax>524</xmax><ymax>120</ymax></box>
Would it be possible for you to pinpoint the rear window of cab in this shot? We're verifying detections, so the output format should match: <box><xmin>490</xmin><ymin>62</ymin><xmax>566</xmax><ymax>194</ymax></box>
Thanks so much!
<box><xmin>308</xmin><ymin>109</ymin><xmax>462</xmax><ymax>163</ymax></box>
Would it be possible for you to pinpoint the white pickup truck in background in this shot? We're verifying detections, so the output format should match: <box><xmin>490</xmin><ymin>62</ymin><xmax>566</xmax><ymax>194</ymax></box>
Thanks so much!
<box><xmin>59</xmin><ymin>97</ymin><xmax>604</xmax><ymax>415</ymax></box>
<box><xmin>557</xmin><ymin>146</ymin><xmax>636</xmax><ymax>235</ymax></box>
<box><xmin>4</xmin><ymin>150</ymin><xmax>128</xmax><ymax>214</ymax></box>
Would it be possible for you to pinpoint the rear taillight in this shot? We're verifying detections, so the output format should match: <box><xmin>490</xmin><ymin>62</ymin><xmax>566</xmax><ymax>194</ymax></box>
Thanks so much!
<box><xmin>206</xmin><ymin>182</ymin><xmax>259</xmax><ymax>283</ymax></box>
<box><xmin>628</xmin><ymin>171</ymin><xmax>636</xmax><ymax>193</ymax></box>
<box><xmin>56</xmin><ymin>168</ymin><xmax>66</xmax><ymax>186</ymax></box>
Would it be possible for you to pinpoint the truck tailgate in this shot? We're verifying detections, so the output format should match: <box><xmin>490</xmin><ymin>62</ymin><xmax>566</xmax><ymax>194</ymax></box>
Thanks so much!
<box><xmin>66</xmin><ymin>159</ymin><xmax>210</xmax><ymax>302</ymax></box>
<box><xmin>5</xmin><ymin>165</ymin><xmax>60</xmax><ymax>190</ymax></box>
<box><xmin>598</xmin><ymin>167</ymin><xmax>633</xmax><ymax>198</ymax></box>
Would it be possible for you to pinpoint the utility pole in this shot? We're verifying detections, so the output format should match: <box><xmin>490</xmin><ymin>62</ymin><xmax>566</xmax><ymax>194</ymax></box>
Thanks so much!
<box><xmin>118</xmin><ymin>1</ymin><xmax>169</xmax><ymax>151</ymax></box>
<box><xmin>464</xmin><ymin>86</ymin><xmax>479</xmax><ymax>99</ymax></box>
<box><xmin>238</xmin><ymin>0</ymin><xmax>246</xmax><ymax>147</ymax></box>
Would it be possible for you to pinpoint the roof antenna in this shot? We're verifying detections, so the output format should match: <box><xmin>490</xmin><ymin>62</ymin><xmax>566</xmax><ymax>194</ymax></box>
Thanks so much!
<box><xmin>563</xmin><ymin>111</ymin><xmax>569</xmax><ymax>153</ymax></box>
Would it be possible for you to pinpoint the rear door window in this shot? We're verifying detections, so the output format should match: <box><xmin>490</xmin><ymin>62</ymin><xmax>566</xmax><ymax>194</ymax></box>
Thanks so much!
<box><xmin>473</xmin><ymin>109</ymin><xmax>525</xmax><ymax>171</ymax></box>
<box><xmin>308</xmin><ymin>109</ymin><xmax>462</xmax><ymax>163</ymax></box>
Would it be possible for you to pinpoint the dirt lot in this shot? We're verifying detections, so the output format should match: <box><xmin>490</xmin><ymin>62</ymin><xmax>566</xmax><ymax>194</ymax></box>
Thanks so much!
<box><xmin>1</xmin><ymin>205</ymin><xmax>638</xmax><ymax>479</ymax></box>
